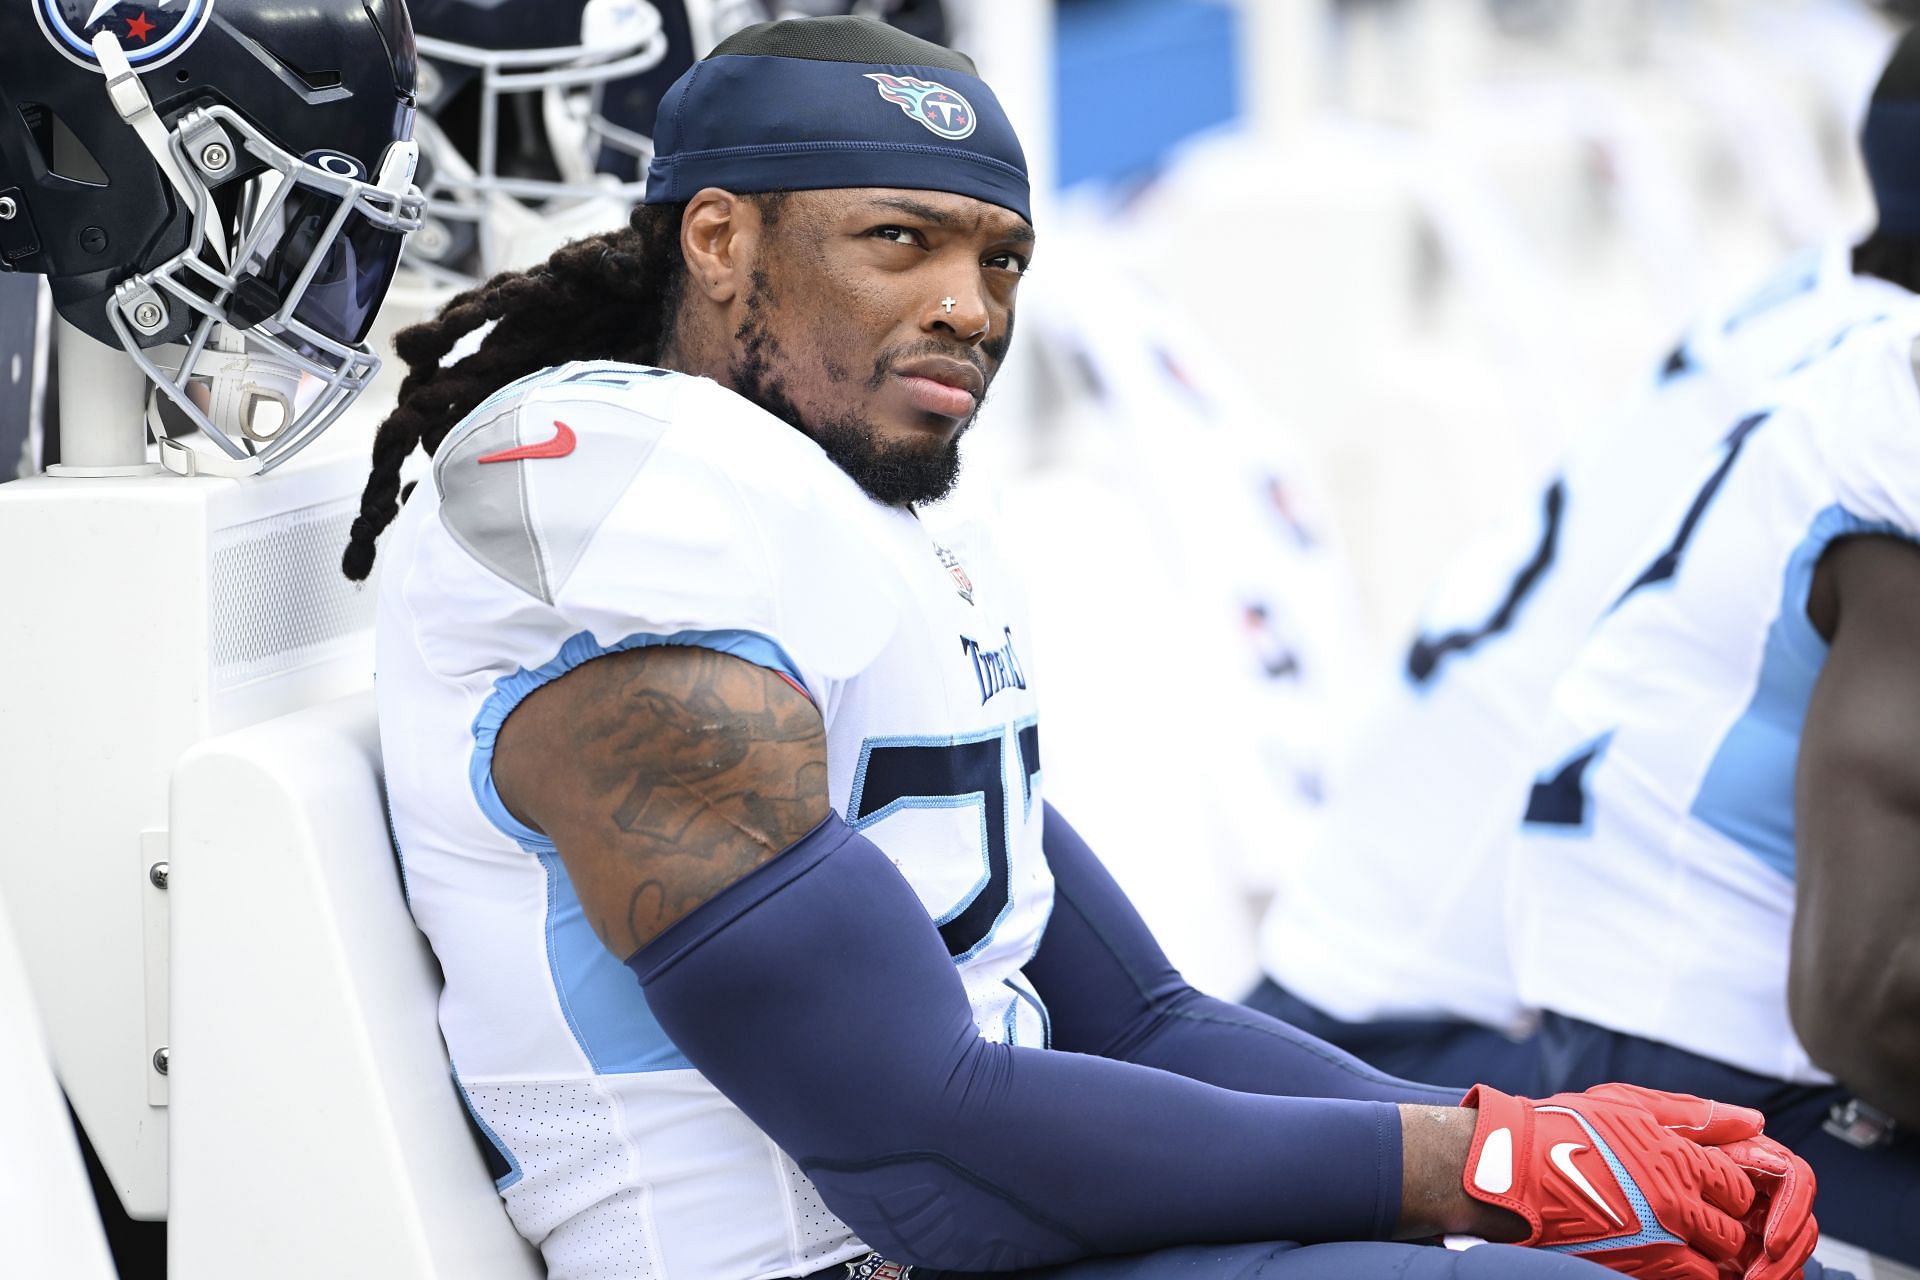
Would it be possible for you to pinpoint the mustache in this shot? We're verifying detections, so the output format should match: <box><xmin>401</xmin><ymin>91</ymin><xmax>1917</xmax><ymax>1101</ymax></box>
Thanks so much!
<box><xmin>866</xmin><ymin>341</ymin><xmax>991</xmax><ymax>392</ymax></box>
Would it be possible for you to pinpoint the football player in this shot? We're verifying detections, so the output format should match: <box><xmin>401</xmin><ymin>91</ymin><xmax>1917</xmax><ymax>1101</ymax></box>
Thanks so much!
<box><xmin>1506</xmin><ymin>292</ymin><xmax>1920</xmax><ymax>1264</ymax></box>
<box><xmin>348</xmin><ymin>17</ymin><xmax>1828</xmax><ymax>1280</ymax></box>
<box><xmin>1500</xmin><ymin>42</ymin><xmax>1920</xmax><ymax>1262</ymax></box>
<box><xmin>1249</xmin><ymin>27</ymin><xmax>1920</xmax><ymax>1103</ymax></box>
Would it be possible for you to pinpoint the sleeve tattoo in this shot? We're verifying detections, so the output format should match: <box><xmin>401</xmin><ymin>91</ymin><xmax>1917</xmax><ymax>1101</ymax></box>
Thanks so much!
<box><xmin>497</xmin><ymin>645</ymin><xmax>829</xmax><ymax>954</ymax></box>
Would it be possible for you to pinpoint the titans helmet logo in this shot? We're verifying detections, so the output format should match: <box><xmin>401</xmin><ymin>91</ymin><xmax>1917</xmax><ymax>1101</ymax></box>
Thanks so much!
<box><xmin>36</xmin><ymin>0</ymin><xmax>215</xmax><ymax>72</ymax></box>
<box><xmin>865</xmin><ymin>73</ymin><xmax>977</xmax><ymax>141</ymax></box>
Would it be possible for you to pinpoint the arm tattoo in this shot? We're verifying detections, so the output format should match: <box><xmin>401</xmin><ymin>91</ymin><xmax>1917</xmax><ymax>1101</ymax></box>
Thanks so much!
<box><xmin>499</xmin><ymin>645</ymin><xmax>829</xmax><ymax>954</ymax></box>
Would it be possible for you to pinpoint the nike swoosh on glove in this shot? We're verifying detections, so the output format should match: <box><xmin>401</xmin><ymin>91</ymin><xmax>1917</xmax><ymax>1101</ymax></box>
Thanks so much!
<box><xmin>1462</xmin><ymin>1084</ymin><xmax>1765</xmax><ymax>1280</ymax></box>
<box><xmin>1577</xmin><ymin>1083</ymin><xmax>1819</xmax><ymax>1280</ymax></box>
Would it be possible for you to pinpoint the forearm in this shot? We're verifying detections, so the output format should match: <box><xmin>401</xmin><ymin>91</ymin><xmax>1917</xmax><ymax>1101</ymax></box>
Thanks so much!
<box><xmin>1030</xmin><ymin>804</ymin><xmax>1457</xmax><ymax>1107</ymax></box>
<box><xmin>631</xmin><ymin>818</ymin><xmax>1407</xmax><ymax>1271</ymax></box>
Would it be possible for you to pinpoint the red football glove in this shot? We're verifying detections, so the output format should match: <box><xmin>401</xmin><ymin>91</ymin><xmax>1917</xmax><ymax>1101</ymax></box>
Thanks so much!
<box><xmin>1717</xmin><ymin>1135</ymin><xmax>1818</xmax><ymax>1280</ymax></box>
<box><xmin>1462</xmin><ymin>1084</ymin><xmax>1765</xmax><ymax>1280</ymax></box>
<box><xmin>1577</xmin><ymin>1083</ymin><xmax>1819</xmax><ymax>1280</ymax></box>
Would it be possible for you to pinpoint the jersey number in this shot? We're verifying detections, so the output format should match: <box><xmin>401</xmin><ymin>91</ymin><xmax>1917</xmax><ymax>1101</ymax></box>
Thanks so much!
<box><xmin>1407</xmin><ymin>479</ymin><xmax>1565</xmax><ymax>685</ymax></box>
<box><xmin>1612</xmin><ymin>411</ymin><xmax>1769</xmax><ymax>609</ymax></box>
<box><xmin>849</xmin><ymin>723</ymin><xmax>1042</xmax><ymax>961</ymax></box>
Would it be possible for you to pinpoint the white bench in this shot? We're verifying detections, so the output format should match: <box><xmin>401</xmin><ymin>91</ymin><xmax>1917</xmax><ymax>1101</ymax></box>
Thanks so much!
<box><xmin>168</xmin><ymin>692</ymin><xmax>543</xmax><ymax>1278</ymax></box>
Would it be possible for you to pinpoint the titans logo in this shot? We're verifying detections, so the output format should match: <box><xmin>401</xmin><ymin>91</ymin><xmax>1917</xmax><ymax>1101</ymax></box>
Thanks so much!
<box><xmin>36</xmin><ymin>0</ymin><xmax>215</xmax><ymax>71</ymax></box>
<box><xmin>865</xmin><ymin>73</ymin><xmax>977</xmax><ymax>141</ymax></box>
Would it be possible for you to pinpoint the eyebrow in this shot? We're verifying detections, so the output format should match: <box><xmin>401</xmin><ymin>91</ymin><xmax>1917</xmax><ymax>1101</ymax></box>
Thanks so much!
<box><xmin>867</xmin><ymin>194</ymin><xmax>1037</xmax><ymax>246</ymax></box>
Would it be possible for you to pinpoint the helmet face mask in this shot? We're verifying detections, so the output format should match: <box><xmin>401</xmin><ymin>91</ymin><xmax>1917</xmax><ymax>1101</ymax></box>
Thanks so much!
<box><xmin>114</xmin><ymin>102</ymin><xmax>423</xmax><ymax>473</ymax></box>
<box><xmin>407</xmin><ymin>0</ymin><xmax>669</xmax><ymax>283</ymax></box>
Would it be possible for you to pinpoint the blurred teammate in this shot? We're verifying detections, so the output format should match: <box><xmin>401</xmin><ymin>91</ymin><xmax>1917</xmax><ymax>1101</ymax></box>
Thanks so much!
<box><xmin>1500</xmin><ymin>50</ymin><xmax>1920</xmax><ymax>1264</ymax></box>
<box><xmin>1249</xmin><ymin>29</ymin><xmax>1920</xmax><ymax>1100</ymax></box>
<box><xmin>1507</xmin><ymin>298</ymin><xmax>1920</xmax><ymax>1264</ymax></box>
<box><xmin>349</xmin><ymin>17</ymin><xmax>1823</xmax><ymax>1280</ymax></box>
<box><xmin>403</xmin><ymin>0</ymin><xmax>768</xmax><ymax>287</ymax></box>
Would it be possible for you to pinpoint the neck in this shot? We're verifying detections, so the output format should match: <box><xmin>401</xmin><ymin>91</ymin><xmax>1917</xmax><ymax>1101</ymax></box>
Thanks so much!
<box><xmin>656</xmin><ymin>308</ymin><xmax>732</xmax><ymax>384</ymax></box>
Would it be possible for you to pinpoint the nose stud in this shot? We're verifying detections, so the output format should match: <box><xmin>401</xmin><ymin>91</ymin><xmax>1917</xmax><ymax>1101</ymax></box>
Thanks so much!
<box><xmin>940</xmin><ymin>297</ymin><xmax>956</xmax><ymax>314</ymax></box>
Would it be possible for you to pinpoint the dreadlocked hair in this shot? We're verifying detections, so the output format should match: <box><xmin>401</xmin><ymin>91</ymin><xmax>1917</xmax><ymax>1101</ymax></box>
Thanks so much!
<box><xmin>339</xmin><ymin>200</ymin><xmax>689</xmax><ymax>581</ymax></box>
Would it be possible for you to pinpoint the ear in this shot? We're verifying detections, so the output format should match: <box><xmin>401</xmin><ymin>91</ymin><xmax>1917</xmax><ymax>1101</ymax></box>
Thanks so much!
<box><xmin>680</xmin><ymin>188</ymin><xmax>753</xmax><ymax>306</ymax></box>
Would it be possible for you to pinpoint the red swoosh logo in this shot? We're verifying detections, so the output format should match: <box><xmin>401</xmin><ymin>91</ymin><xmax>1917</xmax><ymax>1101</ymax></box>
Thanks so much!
<box><xmin>478</xmin><ymin>420</ymin><xmax>576</xmax><ymax>465</ymax></box>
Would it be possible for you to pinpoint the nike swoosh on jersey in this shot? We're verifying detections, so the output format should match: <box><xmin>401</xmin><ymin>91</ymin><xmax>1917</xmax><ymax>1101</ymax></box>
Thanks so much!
<box><xmin>1473</xmin><ymin>1126</ymin><xmax>1514</xmax><ymax>1195</ymax></box>
<box><xmin>478</xmin><ymin>420</ymin><xmax>576</xmax><ymax>464</ymax></box>
<box><xmin>1549</xmin><ymin>1141</ymin><xmax>1625</xmax><ymax>1226</ymax></box>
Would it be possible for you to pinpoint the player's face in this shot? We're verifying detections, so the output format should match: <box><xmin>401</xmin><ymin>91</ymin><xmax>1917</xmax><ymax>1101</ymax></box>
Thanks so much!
<box><xmin>728</xmin><ymin>187</ymin><xmax>1034</xmax><ymax>505</ymax></box>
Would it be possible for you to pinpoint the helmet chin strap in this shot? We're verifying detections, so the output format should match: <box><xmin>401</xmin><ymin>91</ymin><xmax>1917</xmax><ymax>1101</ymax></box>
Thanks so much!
<box><xmin>92</xmin><ymin>30</ymin><xmax>230</xmax><ymax>267</ymax></box>
<box><xmin>147</xmin><ymin>328</ymin><xmax>303</xmax><ymax>477</ymax></box>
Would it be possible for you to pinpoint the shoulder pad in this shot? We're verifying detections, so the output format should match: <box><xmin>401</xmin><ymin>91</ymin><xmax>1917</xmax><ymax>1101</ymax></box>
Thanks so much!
<box><xmin>433</xmin><ymin>364</ymin><xmax>682</xmax><ymax>603</ymax></box>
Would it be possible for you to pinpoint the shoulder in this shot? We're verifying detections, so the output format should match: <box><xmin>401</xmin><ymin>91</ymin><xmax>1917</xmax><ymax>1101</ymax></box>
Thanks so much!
<box><xmin>429</xmin><ymin>361</ymin><xmax>882</xmax><ymax>606</ymax></box>
<box><xmin>1787</xmin><ymin>306</ymin><xmax>1920</xmax><ymax>428</ymax></box>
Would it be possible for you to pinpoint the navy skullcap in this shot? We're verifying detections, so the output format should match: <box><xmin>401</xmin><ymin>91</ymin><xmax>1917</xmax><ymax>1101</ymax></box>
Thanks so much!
<box><xmin>1864</xmin><ymin>27</ymin><xmax>1920</xmax><ymax>236</ymax></box>
<box><xmin>642</xmin><ymin>23</ymin><xmax>1031</xmax><ymax>225</ymax></box>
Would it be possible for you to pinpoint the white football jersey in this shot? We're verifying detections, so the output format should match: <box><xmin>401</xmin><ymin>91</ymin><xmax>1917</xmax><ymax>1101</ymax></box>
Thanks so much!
<box><xmin>1510</xmin><ymin>305</ymin><xmax>1920</xmax><ymax>1082</ymax></box>
<box><xmin>1259</xmin><ymin>242</ymin><xmax>1910</xmax><ymax>1028</ymax></box>
<box><xmin>376</xmin><ymin>362</ymin><xmax>1053</xmax><ymax>1280</ymax></box>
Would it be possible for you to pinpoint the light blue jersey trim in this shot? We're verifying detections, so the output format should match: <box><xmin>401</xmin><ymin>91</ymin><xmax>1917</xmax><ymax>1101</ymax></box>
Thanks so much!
<box><xmin>1013</xmin><ymin>713</ymin><xmax>1042</xmax><ymax>819</ymax></box>
<box><xmin>1005</xmin><ymin>973</ymin><xmax>1052</xmax><ymax>1049</ymax></box>
<box><xmin>1690</xmin><ymin>506</ymin><xmax>1915</xmax><ymax>879</ymax></box>
<box><xmin>537</xmin><ymin>849</ymin><xmax>694</xmax><ymax>1073</ymax></box>
<box><xmin>466</xmin><ymin>627</ymin><xmax>806</xmax><ymax>1074</ymax></box>
<box><xmin>453</xmin><ymin>1068</ymin><xmax>524</xmax><ymax>1191</ymax></box>
<box><xmin>1534</xmin><ymin>1106</ymin><xmax>1683</xmax><ymax>1254</ymax></box>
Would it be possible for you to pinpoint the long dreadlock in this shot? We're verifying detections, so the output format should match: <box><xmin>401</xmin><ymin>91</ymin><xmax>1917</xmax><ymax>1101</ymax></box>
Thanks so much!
<box><xmin>340</xmin><ymin>201</ymin><xmax>692</xmax><ymax>581</ymax></box>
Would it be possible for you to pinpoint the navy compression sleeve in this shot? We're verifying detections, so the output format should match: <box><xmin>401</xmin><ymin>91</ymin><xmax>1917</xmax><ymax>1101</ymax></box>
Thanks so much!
<box><xmin>628</xmin><ymin>816</ymin><xmax>1403</xmax><ymax>1273</ymax></box>
<box><xmin>1028</xmin><ymin>805</ymin><xmax>1461</xmax><ymax>1108</ymax></box>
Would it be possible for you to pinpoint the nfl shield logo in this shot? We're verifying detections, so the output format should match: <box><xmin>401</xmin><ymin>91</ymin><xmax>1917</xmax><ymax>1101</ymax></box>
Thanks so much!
<box><xmin>845</xmin><ymin>1253</ymin><xmax>912</xmax><ymax>1279</ymax></box>
<box><xmin>936</xmin><ymin>544</ymin><xmax>974</xmax><ymax>605</ymax></box>
<box><xmin>865</xmin><ymin>73</ymin><xmax>977</xmax><ymax>140</ymax></box>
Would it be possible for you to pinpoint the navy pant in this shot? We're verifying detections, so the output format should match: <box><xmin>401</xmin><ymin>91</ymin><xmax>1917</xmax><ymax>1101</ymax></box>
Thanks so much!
<box><xmin>1536</xmin><ymin>1012</ymin><xmax>1920</xmax><ymax>1266</ymax></box>
<box><xmin>810</xmin><ymin>1244</ymin><xmax>1854</xmax><ymax>1280</ymax></box>
<box><xmin>1242</xmin><ymin>979</ymin><xmax>1541</xmax><ymax>1096</ymax></box>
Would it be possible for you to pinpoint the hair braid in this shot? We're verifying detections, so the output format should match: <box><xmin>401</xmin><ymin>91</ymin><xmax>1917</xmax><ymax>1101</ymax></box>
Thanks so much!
<box><xmin>340</xmin><ymin>201</ymin><xmax>690</xmax><ymax>581</ymax></box>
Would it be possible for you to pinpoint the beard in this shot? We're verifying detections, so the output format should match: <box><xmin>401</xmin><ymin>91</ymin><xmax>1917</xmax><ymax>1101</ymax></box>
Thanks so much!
<box><xmin>726</xmin><ymin>281</ymin><xmax>974</xmax><ymax>507</ymax></box>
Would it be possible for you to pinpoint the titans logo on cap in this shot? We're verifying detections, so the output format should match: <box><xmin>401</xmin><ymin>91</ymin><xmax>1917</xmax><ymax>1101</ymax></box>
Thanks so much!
<box><xmin>35</xmin><ymin>0</ymin><xmax>216</xmax><ymax>72</ymax></box>
<box><xmin>866</xmin><ymin>73</ymin><xmax>976</xmax><ymax>141</ymax></box>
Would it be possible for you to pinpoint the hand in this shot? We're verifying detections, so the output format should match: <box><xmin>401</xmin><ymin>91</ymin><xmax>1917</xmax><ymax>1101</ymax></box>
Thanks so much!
<box><xmin>1461</xmin><ymin>1084</ymin><xmax>1760</xmax><ymax>1280</ymax></box>
<box><xmin>1578</xmin><ymin>1083</ymin><xmax>1819</xmax><ymax>1280</ymax></box>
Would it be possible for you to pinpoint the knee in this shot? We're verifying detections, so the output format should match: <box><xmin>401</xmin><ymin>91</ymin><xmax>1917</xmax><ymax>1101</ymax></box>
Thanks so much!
<box><xmin>1449</xmin><ymin>1243</ymin><xmax>1616</xmax><ymax>1280</ymax></box>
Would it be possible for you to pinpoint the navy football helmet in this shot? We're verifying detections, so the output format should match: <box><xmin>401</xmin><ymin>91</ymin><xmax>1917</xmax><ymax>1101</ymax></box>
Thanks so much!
<box><xmin>0</xmin><ymin>0</ymin><xmax>425</xmax><ymax>473</ymax></box>
<box><xmin>404</xmin><ymin>0</ymin><xmax>767</xmax><ymax>284</ymax></box>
